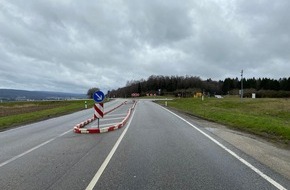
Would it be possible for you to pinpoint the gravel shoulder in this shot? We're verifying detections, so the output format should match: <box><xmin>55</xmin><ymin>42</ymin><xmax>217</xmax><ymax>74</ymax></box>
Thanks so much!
<box><xmin>164</xmin><ymin>105</ymin><xmax>290</xmax><ymax>181</ymax></box>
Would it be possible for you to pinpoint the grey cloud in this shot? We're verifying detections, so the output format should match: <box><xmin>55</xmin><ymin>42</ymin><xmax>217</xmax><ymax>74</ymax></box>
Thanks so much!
<box><xmin>236</xmin><ymin>0</ymin><xmax>290</xmax><ymax>60</ymax></box>
<box><xmin>126</xmin><ymin>0</ymin><xmax>194</xmax><ymax>46</ymax></box>
<box><xmin>0</xmin><ymin>0</ymin><xmax>289</xmax><ymax>93</ymax></box>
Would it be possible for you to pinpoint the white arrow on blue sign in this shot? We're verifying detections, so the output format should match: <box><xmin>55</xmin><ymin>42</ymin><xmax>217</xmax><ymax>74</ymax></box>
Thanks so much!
<box><xmin>93</xmin><ymin>90</ymin><xmax>105</xmax><ymax>103</ymax></box>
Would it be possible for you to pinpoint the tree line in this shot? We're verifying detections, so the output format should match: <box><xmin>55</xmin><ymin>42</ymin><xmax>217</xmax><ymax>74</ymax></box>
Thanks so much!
<box><xmin>107</xmin><ymin>75</ymin><xmax>290</xmax><ymax>98</ymax></box>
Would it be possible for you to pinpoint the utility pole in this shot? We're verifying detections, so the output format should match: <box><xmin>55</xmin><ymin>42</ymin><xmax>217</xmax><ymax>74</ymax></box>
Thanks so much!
<box><xmin>241</xmin><ymin>70</ymin><xmax>243</xmax><ymax>101</ymax></box>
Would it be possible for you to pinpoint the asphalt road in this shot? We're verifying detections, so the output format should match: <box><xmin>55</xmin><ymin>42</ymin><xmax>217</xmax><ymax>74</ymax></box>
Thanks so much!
<box><xmin>0</xmin><ymin>99</ymin><xmax>289</xmax><ymax>190</ymax></box>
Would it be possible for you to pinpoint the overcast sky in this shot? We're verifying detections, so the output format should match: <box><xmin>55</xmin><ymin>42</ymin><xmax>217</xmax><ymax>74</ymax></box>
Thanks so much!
<box><xmin>0</xmin><ymin>0</ymin><xmax>289</xmax><ymax>94</ymax></box>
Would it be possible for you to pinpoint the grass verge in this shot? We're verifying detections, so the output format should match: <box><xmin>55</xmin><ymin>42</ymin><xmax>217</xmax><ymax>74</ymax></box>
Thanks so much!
<box><xmin>156</xmin><ymin>98</ymin><xmax>290</xmax><ymax>143</ymax></box>
<box><xmin>0</xmin><ymin>100</ymin><xmax>96</xmax><ymax>131</ymax></box>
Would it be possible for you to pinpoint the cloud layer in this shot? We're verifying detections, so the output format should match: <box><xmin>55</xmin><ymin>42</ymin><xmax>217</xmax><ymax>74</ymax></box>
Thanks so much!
<box><xmin>0</xmin><ymin>0</ymin><xmax>289</xmax><ymax>93</ymax></box>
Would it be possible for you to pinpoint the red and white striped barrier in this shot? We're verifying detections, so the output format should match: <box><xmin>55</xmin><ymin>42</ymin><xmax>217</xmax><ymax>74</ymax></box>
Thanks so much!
<box><xmin>74</xmin><ymin>100</ymin><xmax>137</xmax><ymax>134</ymax></box>
<box><xmin>73</xmin><ymin>101</ymin><xmax>127</xmax><ymax>130</ymax></box>
<box><xmin>94</xmin><ymin>103</ymin><xmax>104</xmax><ymax>119</ymax></box>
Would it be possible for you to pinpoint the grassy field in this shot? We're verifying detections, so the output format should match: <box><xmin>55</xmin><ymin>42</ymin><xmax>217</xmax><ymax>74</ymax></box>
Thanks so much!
<box><xmin>157</xmin><ymin>97</ymin><xmax>290</xmax><ymax>143</ymax></box>
<box><xmin>0</xmin><ymin>100</ymin><xmax>96</xmax><ymax>131</ymax></box>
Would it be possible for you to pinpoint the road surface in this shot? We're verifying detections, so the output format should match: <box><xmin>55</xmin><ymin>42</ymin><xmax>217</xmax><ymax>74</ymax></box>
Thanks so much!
<box><xmin>0</xmin><ymin>99</ymin><xmax>289</xmax><ymax>190</ymax></box>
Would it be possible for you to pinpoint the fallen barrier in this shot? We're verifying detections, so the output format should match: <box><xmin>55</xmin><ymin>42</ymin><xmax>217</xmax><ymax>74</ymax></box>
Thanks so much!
<box><xmin>74</xmin><ymin>100</ymin><xmax>137</xmax><ymax>134</ymax></box>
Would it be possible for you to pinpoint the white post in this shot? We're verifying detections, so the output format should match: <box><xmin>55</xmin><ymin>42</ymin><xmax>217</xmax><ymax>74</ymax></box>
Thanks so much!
<box><xmin>241</xmin><ymin>70</ymin><xmax>243</xmax><ymax>101</ymax></box>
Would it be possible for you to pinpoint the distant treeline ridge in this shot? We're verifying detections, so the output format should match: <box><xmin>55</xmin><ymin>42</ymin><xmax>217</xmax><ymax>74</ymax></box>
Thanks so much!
<box><xmin>108</xmin><ymin>75</ymin><xmax>290</xmax><ymax>98</ymax></box>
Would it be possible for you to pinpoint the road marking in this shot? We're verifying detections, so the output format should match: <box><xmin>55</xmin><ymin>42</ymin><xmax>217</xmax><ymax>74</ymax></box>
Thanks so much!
<box><xmin>99</xmin><ymin>123</ymin><xmax>119</xmax><ymax>127</ymax></box>
<box><xmin>85</xmin><ymin>107</ymin><xmax>136</xmax><ymax>190</ymax></box>
<box><xmin>58</xmin><ymin>129</ymin><xmax>72</xmax><ymax>137</ymax></box>
<box><xmin>101</xmin><ymin>117</ymin><xmax>125</xmax><ymax>121</ymax></box>
<box><xmin>0</xmin><ymin>128</ymin><xmax>72</xmax><ymax>168</ymax></box>
<box><xmin>106</xmin><ymin>113</ymin><xmax>127</xmax><ymax>117</ymax></box>
<box><xmin>161</xmin><ymin>106</ymin><xmax>287</xmax><ymax>190</ymax></box>
<box><xmin>0</xmin><ymin>101</ymin><xmax>125</xmax><ymax>168</ymax></box>
<box><xmin>88</xmin><ymin>123</ymin><xmax>119</xmax><ymax>128</ymax></box>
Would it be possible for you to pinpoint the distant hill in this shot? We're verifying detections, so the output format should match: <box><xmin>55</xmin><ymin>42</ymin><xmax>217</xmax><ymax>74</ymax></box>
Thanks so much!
<box><xmin>0</xmin><ymin>89</ymin><xmax>86</xmax><ymax>101</ymax></box>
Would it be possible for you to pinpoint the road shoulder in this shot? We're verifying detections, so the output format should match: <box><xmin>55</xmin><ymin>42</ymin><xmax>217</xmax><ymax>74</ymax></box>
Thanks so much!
<box><xmin>165</xmin><ymin>106</ymin><xmax>290</xmax><ymax>181</ymax></box>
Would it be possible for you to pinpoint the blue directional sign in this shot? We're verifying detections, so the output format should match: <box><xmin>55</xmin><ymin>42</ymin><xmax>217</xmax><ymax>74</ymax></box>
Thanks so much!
<box><xmin>93</xmin><ymin>90</ymin><xmax>105</xmax><ymax>103</ymax></box>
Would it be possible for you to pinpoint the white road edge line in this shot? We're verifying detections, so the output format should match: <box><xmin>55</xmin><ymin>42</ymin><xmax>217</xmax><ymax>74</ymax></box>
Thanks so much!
<box><xmin>161</xmin><ymin>106</ymin><xmax>287</xmax><ymax>190</ymax></box>
<box><xmin>0</xmin><ymin>128</ymin><xmax>72</xmax><ymax>168</ymax></box>
<box><xmin>85</xmin><ymin>108</ymin><xmax>136</xmax><ymax>190</ymax></box>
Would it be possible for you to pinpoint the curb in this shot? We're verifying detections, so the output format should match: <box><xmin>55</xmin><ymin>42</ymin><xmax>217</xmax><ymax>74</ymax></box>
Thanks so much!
<box><xmin>74</xmin><ymin>100</ymin><xmax>137</xmax><ymax>134</ymax></box>
<box><xmin>73</xmin><ymin>101</ymin><xmax>127</xmax><ymax>129</ymax></box>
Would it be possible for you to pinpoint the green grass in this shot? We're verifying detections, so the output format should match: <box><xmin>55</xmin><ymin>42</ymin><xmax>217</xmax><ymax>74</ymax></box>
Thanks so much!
<box><xmin>157</xmin><ymin>97</ymin><xmax>290</xmax><ymax>142</ymax></box>
<box><xmin>0</xmin><ymin>100</ymin><xmax>96</xmax><ymax>131</ymax></box>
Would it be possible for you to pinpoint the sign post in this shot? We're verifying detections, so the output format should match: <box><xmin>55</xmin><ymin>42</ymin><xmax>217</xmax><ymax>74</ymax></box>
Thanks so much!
<box><xmin>93</xmin><ymin>90</ymin><xmax>105</xmax><ymax>129</ymax></box>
